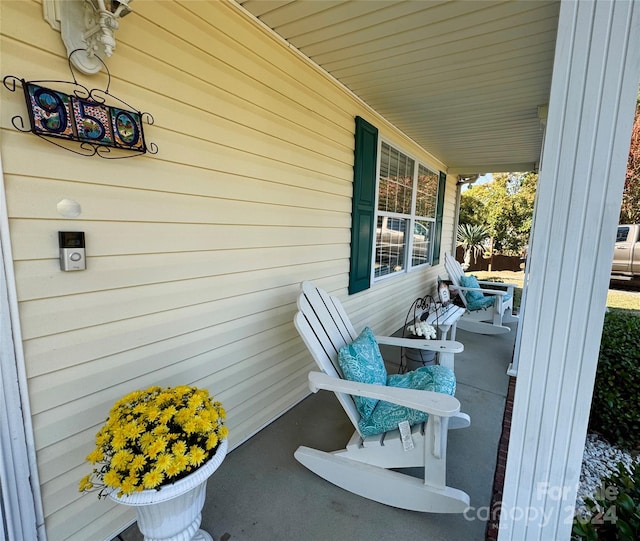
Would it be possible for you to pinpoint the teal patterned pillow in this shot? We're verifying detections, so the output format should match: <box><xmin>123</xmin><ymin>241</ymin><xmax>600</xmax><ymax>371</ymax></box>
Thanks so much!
<box><xmin>338</xmin><ymin>327</ymin><xmax>387</xmax><ymax>421</ymax></box>
<box><xmin>459</xmin><ymin>274</ymin><xmax>485</xmax><ymax>303</ymax></box>
<box><xmin>358</xmin><ymin>365</ymin><xmax>456</xmax><ymax>437</ymax></box>
<box><xmin>467</xmin><ymin>295</ymin><xmax>496</xmax><ymax>311</ymax></box>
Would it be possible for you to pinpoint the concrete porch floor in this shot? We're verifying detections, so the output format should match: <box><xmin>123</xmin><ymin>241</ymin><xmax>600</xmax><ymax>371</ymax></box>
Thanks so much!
<box><xmin>116</xmin><ymin>324</ymin><xmax>515</xmax><ymax>541</ymax></box>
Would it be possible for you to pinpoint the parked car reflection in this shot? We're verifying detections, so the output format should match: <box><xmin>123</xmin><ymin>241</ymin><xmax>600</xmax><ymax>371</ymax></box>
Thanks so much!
<box><xmin>375</xmin><ymin>217</ymin><xmax>432</xmax><ymax>277</ymax></box>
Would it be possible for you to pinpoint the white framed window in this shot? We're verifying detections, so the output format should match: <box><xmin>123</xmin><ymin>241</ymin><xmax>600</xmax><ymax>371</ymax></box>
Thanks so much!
<box><xmin>374</xmin><ymin>141</ymin><xmax>439</xmax><ymax>280</ymax></box>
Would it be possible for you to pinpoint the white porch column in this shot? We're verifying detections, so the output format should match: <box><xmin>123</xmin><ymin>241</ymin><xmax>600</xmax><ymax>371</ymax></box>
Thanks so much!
<box><xmin>498</xmin><ymin>1</ymin><xmax>640</xmax><ymax>540</ymax></box>
<box><xmin>0</xmin><ymin>158</ymin><xmax>43</xmax><ymax>538</ymax></box>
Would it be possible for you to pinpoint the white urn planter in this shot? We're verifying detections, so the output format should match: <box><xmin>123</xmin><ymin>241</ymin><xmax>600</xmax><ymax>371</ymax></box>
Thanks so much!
<box><xmin>109</xmin><ymin>439</ymin><xmax>228</xmax><ymax>541</ymax></box>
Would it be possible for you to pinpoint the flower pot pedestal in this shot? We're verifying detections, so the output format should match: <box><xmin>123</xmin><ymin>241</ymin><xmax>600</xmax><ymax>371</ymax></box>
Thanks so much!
<box><xmin>109</xmin><ymin>439</ymin><xmax>228</xmax><ymax>541</ymax></box>
<box><xmin>403</xmin><ymin>347</ymin><xmax>436</xmax><ymax>371</ymax></box>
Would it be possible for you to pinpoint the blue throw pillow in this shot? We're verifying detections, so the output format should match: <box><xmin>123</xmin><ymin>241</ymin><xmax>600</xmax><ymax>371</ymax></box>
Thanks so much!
<box><xmin>357</xmin><ymin>365</ymin><xmax>456</xmax><ymax>436</ymax></box>
<box><xmin>338</xmin><ymin>327</ymin><xmax>387</xmax><ymax>421</ymax></box>
<box><xmin>459</xmin><ymin>274</ymin><xmax>485</xmax><ymax>304</ymax></box>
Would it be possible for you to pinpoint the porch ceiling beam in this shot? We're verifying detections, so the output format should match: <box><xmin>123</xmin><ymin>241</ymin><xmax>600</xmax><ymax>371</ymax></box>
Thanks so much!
<box><xmin>447</xmin><ymin>163</ymin><xmax>538</xmax><ymax>176</ymax></box>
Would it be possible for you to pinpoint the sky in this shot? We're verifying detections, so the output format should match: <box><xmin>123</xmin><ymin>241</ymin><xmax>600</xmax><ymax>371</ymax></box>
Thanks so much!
<box><xmin>461</xmin><ymin>173</ymin><xmax>493</xmax><ymax>192</ymax></box>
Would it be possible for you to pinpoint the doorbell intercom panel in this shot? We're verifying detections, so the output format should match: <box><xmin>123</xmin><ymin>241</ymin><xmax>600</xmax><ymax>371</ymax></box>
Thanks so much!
<box><xmin>59</xmin><ymin>231</ymin><xmax>86</xmax><ymax>271</ymax></box>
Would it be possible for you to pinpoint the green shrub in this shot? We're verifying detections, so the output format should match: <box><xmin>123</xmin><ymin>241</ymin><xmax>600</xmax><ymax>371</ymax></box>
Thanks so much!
<box><xmin>573</xmin><ymin>461</ymin><xmax>640</xmax><ymax>541</ymax></box>
<box><xmin>588</xmin><ymin>310</ymin><xmax>640</xmax><ymax>450</ymax></box>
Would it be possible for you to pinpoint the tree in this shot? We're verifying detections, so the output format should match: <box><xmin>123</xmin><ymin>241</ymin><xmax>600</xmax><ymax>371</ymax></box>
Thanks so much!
<box><xmin>621</xmin><ymin>100</ymin><xmax>640</xmax><ymax>223</ymax></box>
<box><xmin>459</xmin><ymin>172</ymin><xmax>537</xmax><ymax>256</ymax></box>
<box><xmin>458</xmin><ymin>191</ymin><xmax>486</xmax><ymax>226</ymax></box>
<box><xmin>457</xmin><ymin>223</ymin><xmax>490</xmax><ymax>269</ymax></box>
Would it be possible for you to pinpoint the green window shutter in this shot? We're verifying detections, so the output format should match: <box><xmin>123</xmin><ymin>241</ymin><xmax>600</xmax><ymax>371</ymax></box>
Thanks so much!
<box><xmin>432</xmin><ymin>171</ymin><xmax>447</xmax><ymax>265</ymax></box>
<box><xmin>348</xmin><ymin>116</ymin><xmax>378</xmax><ymax>294</ymax></box>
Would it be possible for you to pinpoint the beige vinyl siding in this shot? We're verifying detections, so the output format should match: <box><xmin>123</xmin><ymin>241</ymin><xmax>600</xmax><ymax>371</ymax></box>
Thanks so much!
<box><xmin>1</xmin><ymin>1</ymin><xmax>457</xmax><ymax>539</ymax></box>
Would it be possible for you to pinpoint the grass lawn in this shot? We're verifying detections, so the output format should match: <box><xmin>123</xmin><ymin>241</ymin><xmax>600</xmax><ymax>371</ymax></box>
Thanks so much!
<box><xmin>471</xmin><ymin>270</ymin><xmax>640</xmax><ymax>313</ymax></box>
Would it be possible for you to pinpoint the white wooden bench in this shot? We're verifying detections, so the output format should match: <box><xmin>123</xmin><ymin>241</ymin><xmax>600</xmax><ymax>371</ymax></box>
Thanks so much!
<box><xmin>421</xmin><ymin>303</ymin><xmax>466</xmax><ymax>341</ymax></box>
<box><xmin>400</xmin><ymin>302</ymin><xmax>466</xmax><ymax>372</ymax></box>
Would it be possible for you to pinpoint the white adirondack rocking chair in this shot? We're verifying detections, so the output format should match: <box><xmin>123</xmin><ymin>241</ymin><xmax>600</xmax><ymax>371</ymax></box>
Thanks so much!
<box><xmin>444</xmin><ymin>252</ymin><xmax>519</xmax><ymax>335</ymax></box>
<box><xmin>293</xmin><ymin>281</ymin><xmax>471</xmax><ymax>513</ymax></box>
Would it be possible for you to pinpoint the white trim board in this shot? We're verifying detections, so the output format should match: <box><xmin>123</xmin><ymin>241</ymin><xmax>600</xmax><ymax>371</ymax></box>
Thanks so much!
<box><xmin>0</xmin><ymin>153</ymin><xmax>44</xmax><ymax>540</ymax></box>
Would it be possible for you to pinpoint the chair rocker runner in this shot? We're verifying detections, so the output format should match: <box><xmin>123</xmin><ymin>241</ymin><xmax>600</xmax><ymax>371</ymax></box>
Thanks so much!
<box><xmin>444</xmin><ymin>252</ymin><xmax>519</xmax><ymax>335</ymax></box>
<box><xmin>293</xmin><ymin>281</ymin><xmax>471</xmax><ymax>513</ymax></box>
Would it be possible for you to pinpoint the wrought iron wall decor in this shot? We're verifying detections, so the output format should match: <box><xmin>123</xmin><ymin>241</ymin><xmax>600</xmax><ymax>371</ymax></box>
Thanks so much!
<box><xmin>3</xmin><ymin>49</ymin><xmax>157</xmax><ymax>159</ymax></box>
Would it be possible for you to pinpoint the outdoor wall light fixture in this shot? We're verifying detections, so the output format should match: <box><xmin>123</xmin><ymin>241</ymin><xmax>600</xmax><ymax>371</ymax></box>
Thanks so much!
<box><xmin>43</xmin><ymin>0</ymin><xmax>133</xmax><ymax>75</ymax></box>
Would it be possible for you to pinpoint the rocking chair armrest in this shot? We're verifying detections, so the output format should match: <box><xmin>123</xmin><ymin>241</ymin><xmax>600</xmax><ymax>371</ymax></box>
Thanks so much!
<box><xmin>475</xmin><ymin>280</ymin><xmax>517</xmax><ymax>291</ymax></box>
<box><xmin>307</xmin><ymin>371</ymin><xmax>461</xmax><ymax>417</ymax></box>
<box><xmin>456</xmin><ymin>285</ymin><xmax>509</xmax><ymax>297</ymax></box>
<box><xmin>374</xmin><ymin>336</ymin><xmax>464</xmax><ymax>354</ymax></box>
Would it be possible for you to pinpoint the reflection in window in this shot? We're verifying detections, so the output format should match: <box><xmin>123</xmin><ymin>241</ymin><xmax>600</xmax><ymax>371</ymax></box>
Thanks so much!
<box><xmin>416</xmin><ymin>165</ymin><xmax>438</xmax><ymax>218</ymax></box>
<box><xmin>411</xmin><ymin>220</ymin><xmax>433</xmax><ymax>266</ymax></box>
<box><xmin>378</xmin><ymin>142</ymin><xmax>414</xmax><ymax>215</ymax></box>
<box><xmin>374</xmin><ymin>142</ymin><xmax>439</xmax><ymax>280</ymax></box>
<box><xmin>375</xmin><ymin>216</ymin><xmax>407</xmax><ymax>278</ymax></box>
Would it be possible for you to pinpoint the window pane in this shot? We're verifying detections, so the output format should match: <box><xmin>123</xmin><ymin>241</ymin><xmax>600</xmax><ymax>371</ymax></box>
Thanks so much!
<box><xmin>375</xmin><ymin>216</ymin><xmax>406</xmax><ymax>277</ymax></box>
<box><xmin>617</xmin><ymin>227</ymin><xmax>630</xmax><ymax>242</ymax></box>
<box><xmin>416</xmin><ymin>165</ymin><xmax>438</xmax><ymax>218</ymax></box>
<box><xmin>378</xmin><ymin>142</ymin><xmax>414</xmax><ymax>214</ymax></box>
<box><xmin>411</xmin><ymin>220</ymin><xmax>433</xmax><ymax>267</ymax></box>
<box><xmin>373</xmin><ymin>141</ymin><xmax>441</xmax><ymax>282</ymax></box>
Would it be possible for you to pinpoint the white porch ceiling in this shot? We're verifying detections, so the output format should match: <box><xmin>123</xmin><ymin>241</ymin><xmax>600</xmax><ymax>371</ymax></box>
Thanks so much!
<box><xmin>238</xmin><ymin>0</ymin><xmax>561</xmax><ymax>174</ymax></box>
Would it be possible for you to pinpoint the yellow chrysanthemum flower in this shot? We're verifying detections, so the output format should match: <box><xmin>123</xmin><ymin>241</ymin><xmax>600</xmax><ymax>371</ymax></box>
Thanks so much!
<box><xmin>132</xmin><ymin>402</ymin><xmax>147</xmax><ymax>415</ymax></box>
<box><xmin>95</xmin><ymin>429</ymin><xmax>110</xmax><ymax>446</ymax></box>
<box><xmin>103</xmin><ymin>469</ymin><xmax>122</xmax><ymax>488</ymax></box>
<box><xmin>139</xmin><ymin>432</ymin><xmax>155</xmax><ymax>450</ymax></box>
<box><xmin>146</xmin><ymin>437</ymin><xmax>167</xmax><ymax>458</ymax></box>
<box><xmin>196</xmin><ymin>408</ymin><xmax>210</xmax><ymax>422</ymax></box>
<box><xmin>158</xmin><ymin>406</ymin><xmax>178</xmax><ymax>424</ymax></box>
<box><xmin>130</xmin><ymin>455</ymin><xmax>146</xmax><ymax>472</ymax></box>
<box><xmin>188</xmin><ymin>394</ymin><xmax>203</xmax><ymax>410</ymax></box>
<box><xmin>173</xmin><ymin>453</ymin><xmax>189</xmax><ymax>472</ymax></box>
<box><xmin>154</xmin><ymin>453</ymin><xmax>172</xmax><ymax>473</ymax></box>
<box><xmin>111</xmin><ymin>449</ymin><xmax>133</xmax><ymax>470</ymax></box>
<box><xmin>172</xmin><ymin>441</ymin><xmax>187</xmax><ymax>456</ymax></box>
<box><xmin>122</xmin><ymin>421</ymin><xmax>144</xmax><ymax>440</ymax></box>
<box><xmin>174</xmin><ymin>409</ymin><xmax>191</xmax><ymax>426</ymax></box>
<box><xmin>206</xmin><ymin>433</ymin><xmax>219</xmax><ymax>450</ymax></box>
<box><xmin>182</xmin><ymin>420</ymin><xmax>197</xmax><ymax>434</ymax></box>
<box><xmin>111</xmin><ymin>431</ymin><xmax>128</xmax><ymax>451</ymax></box>
<box><xmin>151</xmin><ymin>425</ymin><xmax>170</xmax><ymax>436</ymax></box>
<box><xmin>145</xmin><ymin>405</ymin><xmax>161</xmax><ymax>421</ymax></box>
<box><xmin>142</xmin><ymin>469</ymin><xmax>164</xmax><ymax>489</ymax></box>
<box><xmin>126</xmin><ymin>473</ymin><xmax>140</xmax><ymax>487</ymax></box>
<box><xmin>164</xmin><ymin>459</ymin><xmax>182</xmax><ymax>478</ymax></box>
<box><xmin>188</xmin><ymin>445</ymin><xmax>206</xmax><ymax>467</ymax></box>
<box><xmin>119</xmin><ymin>477</ymin><xmax>137</xmax><ymax>496</ymax></box>
<box><xmin>85</xmin><ymin>448</ymin><xmax>104</xmax><ymax>464</ymax></box>
<box><xmin>78</xmin><ymin>474</ymin><xmax>93</xmax><ymax>492</ymax></box>
<box><xmin>156</xmin><ymin>392</ymin><xmax>173</xmax><ymax>407</ymax></box>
